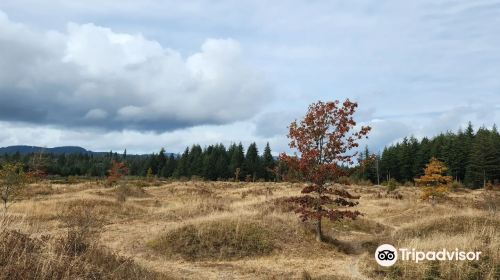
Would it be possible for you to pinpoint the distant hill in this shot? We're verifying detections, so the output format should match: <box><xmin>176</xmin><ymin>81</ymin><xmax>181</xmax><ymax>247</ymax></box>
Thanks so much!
<box><xmin>0</xmin><ymin>145</ymin><xmax>91</xmax><ymax>155</ymax></box>
<box><xmin>0</xmin><ymin>145</ymin><xmax>177</xmax><ymax>157</ymax></box>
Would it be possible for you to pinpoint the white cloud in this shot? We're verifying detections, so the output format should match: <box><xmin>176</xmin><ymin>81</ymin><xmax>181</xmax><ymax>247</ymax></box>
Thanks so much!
<box><xmin>0</xmin><ymin>11</ymin><xmax>271</xmax><ymax>131</ymax></box>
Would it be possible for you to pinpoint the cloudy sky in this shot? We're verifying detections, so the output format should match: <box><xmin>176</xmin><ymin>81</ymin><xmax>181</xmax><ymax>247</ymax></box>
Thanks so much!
<box><xmin>0</xmin><ymin>1</ymin><xmax>499</xmax><ymax>154</ymax></box>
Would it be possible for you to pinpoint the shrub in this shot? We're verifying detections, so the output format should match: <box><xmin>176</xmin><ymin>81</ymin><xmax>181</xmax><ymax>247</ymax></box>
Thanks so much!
<box><xmin>450</xmin><ymin>180</ymin><xmax>464</xmax><ymax>191</ymax></box>
<box><xmin>386</xmin><ymin>178</ymin><xmax>399</xmax><ymax>192</ymax></box>
<box><xmin>148</xmin><ymin>219</ymin><xmax>275</xmax><ymax>260</ymax></box>
<box><xmin>114</xmin><ymin>183</ymin><xmax>147</xmax><ymax>203</ymax></box>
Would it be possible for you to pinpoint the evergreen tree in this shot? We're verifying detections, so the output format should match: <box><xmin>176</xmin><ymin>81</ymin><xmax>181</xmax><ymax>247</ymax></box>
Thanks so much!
<box><xmin>188</xmin><ymin>145</ymin><xmax>203</xmax><ymax>176</ymax></box>
<box><xmin>229</xmin><ymin>143</ymin><xmax>245</xmax><ymax>180</ymax></box>
<box><xmin>173</xmin><ymin>147</ymin><xmax>190</xmax><ymax>178</ymax></box>
<box><xmin>465</xmin><ymin>127</ymin><xmax>500</xmax><ymax>188</ymax></box>
<box><xmin>157</xmin><ymin>148</ymin><xmax>167</xmax><ymax>174</ymax></box>
<box><xmin>262</xmin><ymin>142</ymin><xmax>275</xmax><ymax>181</ymax></box>
<box><xmin>413</xmin><ymin>137</ymin><xmax>431</xmax><ymax>177</ymax></box>
<box><xmin>244</xmin><ymin>142</ymin><xmax>260</xmax><ymax>181</ymax></box>
<box><xmin>161</xmin><ymin>154</ymin><xmax>177</xmax><ymax>177</ymax></box>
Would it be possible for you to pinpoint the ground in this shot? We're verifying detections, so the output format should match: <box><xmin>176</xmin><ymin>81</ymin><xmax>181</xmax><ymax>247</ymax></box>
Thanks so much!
<box><xmin>2</xmin><ymin>180</ymin><xmax>499</xmax><ymax>279</ymax></box>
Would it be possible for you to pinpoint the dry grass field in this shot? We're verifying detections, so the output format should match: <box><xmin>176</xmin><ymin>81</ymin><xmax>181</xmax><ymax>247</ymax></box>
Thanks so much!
<box><xmin>1</xmin><ymin>180</ymin><xmax>499</xmax><ymax>279</ymax></box>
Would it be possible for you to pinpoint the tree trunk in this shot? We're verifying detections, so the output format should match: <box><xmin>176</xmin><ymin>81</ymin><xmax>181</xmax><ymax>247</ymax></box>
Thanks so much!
<box><xmin>315</xmin><ymin>218</ymin><xmax>323</xmax><ymax>242</ymax></box>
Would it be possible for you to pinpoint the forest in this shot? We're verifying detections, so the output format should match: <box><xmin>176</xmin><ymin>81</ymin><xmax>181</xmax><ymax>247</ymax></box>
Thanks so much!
<box><xmin>370</xmin><ymin>123</ymin><xmax>500</xmax><ymax>188</ymax></box>
<box><xmin>0</xmin><ymin>142</ymin><xmax>277</xmax><ymax>182</ymax></box>
<box><xmin>1</xmin><ymin>123</ymin><xmax>499</xmax><ymax>188</ymax></box>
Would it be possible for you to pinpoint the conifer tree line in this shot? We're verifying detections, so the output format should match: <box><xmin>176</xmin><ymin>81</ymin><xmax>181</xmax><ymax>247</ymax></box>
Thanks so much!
<box><xmin>0</xmin><ymin>142</ymin><xmax>277</xmax><ymax>182</ymax></box>
<box><xmin>356</xmin><ymin>123</ymin><xmax>500</xmax><ymax>188</ymax></box>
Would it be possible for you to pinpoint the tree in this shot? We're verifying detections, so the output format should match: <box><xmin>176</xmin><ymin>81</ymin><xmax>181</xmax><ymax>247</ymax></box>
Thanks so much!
<box><xmin>157</xmin><ymin>148</ymin><xmax>167</xmax><ymax>174</ymax></box>
<box><xmin>106</xmin><ymin>160</ymin><xmax>129</xmax><ymax>186</ymax></box>
<box><xmin>414</xmin><ymin>157</ymin><xmax>452</xmax><ymax>204</ymax></box>
<box><xmin>356</xmin><ymin>146</ymin><xmax>377</xmax><ymax>183</ymax></box>
<box><xmin>280</xmin><ymin>99</ymin><xmax>371</xmax><ymax>242</ymax></box>
<box><xmin>161</xmin><ymin>154</ymin><xmax>177</xmax><ymax>178</ymax></box>
<box><xmin>188</xmin><ymin>145</ymin><xmax>204</xmax><ymax>177</ymax></box>
<box><xmin>244</xmin><ymin>142</ymin><xmax>260</xmax><ymax>181</ymax></box>
<box><xmin>0</xmin><ymin>162</ymin><xmax>28</xmax><ymax>213</ymax></box>
<box><xmin>465</xmin><ymin>127</ymin><xmax>500</xmax><ymax>188</ymax></box>
<box><xmin>228</xmin><ymin>143</ymin><xmax>245</xmax><ymax>181</ymax></box>
<box><xmin>262</xmin><ymin>142</ymin><xmax>275</xmax><ymax>181</ymax></box>
<box><xmin>173</xmin><ymin>148</ymin><xmax>190</xmax><ymax>178</ymax></box>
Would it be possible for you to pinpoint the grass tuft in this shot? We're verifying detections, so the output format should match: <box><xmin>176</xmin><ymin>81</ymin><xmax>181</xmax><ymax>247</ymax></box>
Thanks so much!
<box><xmin>148</xmin><ymin>219</ymin><xmax>275</xmax><ymax>260</ymax></box>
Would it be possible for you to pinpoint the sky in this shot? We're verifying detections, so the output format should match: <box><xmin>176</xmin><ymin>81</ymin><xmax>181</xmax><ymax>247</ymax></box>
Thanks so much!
<box><xmin>0</xmin><ymin>0</ymin><xmax>499</xmax><ymax>155</ymax></box>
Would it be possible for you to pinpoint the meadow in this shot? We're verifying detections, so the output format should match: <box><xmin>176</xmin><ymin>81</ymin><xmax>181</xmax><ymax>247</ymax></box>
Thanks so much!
<box><xmin>1</xmin><ymin>179</ymin><xmax>498</xmax><ymax>279</ymax></box>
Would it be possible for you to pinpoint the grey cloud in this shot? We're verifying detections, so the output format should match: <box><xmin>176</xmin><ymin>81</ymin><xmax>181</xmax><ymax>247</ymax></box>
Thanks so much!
<box><xmin>254</xmin><ymin>111</ymin><xmax>299</xmax><ymax>138</ymax></box>
<box><xmin>0</xmin><ymin>12</ymin><xmax>272</xmax><ymax>132</ymax></box>
<box><xmin>362</xmin><ymin>120</ymin><xmax>412</xmax><ymax>153</ymax></box>
<box><xmin>0</xmin><ymin>1</ymin><xmax>499</xmax><ymax>153</ymax></box>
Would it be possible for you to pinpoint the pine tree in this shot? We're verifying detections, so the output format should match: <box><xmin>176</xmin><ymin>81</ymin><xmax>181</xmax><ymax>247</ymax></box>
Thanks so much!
<box><xmin>262</xmin><ymin>142</ymin><xmax>275</xmax><ymax>181</ymax></box>
<box><xmin>188</xmin><ymin>145</ymin><xmax>203</xmax><ymax>176</ymax></box>
<box><xmin>173</xmin><ymin>147</ymin><xmax>190</xmax><ymax>178</ymax></box>
<box><xmin>413</xmin><ymin>137</ymin><xmax>431</xmax><ymax>178</ymax></box>
<box><xmin>361</xmin><ymin>146</ymin><xmax>377</xmax><ymax>183</ymax></box>
<box><xmin>244</xmin><ymin>142</ymin><xmax>260</xmax><ymax>181</ymax></box>
<box><xmin>465</xmin><ymin>127</ymin><xmax>500</xmax><ymax>188</ymax></box>
<box><xmin>162</xmin><ymin>154</ymin><xmax>177</xmax><ymax>177</ymax></box>
<box><xmin>157</xmin><ymin>148</ymin><xmax>167</xmax><ymax>175</ymax></box>
<box><xmin>228</xmin><ymin>143</ymin><xmax>245</xmax><ymax>180</ymax></box>
<box><xmin>213</xmin><ymin>144</ymin><xmax>229</xmax><ymax>179</ymax></box>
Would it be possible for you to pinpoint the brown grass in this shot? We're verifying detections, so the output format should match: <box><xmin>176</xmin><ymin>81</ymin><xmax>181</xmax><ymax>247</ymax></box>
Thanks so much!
<box><xmin>147</xmin><ymin>218</ymin><xmax>275</xmax><ymax>260</ymax></box>
<box><xmin>1</xmin><ymin>180</ymin><xmax>498</xmax><ymax>279</ymax></box>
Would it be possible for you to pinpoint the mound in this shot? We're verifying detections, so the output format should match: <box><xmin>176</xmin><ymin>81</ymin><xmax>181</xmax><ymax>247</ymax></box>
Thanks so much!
<box><xmin>396</xmin><ymin>215</ymin><xmax>500</xmax><ymax>238</ymax></box>
<box><xmin>148</xmin><ymin>219</ymin><xmax>275</xmax><ymax>260</ymax></box>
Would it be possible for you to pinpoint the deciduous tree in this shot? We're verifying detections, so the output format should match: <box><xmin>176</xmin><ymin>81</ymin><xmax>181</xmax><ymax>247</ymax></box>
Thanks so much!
<box><xmin>0</xmin><ymin>162</ymin><xmax>28</xmax><ymax>213</ymax></box>
<box><xmin>280</xmin><ymin>99</ymin><xmax>371</xmax><ymax>242</ymax></box>
<box><xmin>106</xmin><ymin>160</ymin><xmax>129</xmax><ymax>186</ymax></box>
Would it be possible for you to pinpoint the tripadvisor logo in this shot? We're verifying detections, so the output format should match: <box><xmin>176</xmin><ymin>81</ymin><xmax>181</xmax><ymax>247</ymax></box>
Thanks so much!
<box><xmin>375</xmin><ymin>244</ymin><xmax>482</xmax><ymax>267</ymax></box>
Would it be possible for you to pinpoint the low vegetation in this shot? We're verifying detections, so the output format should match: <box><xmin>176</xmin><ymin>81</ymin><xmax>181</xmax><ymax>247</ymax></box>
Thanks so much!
<box><xmin>0</xmin><ymin>179</ymin><xmax>496</xmax><ymax>279</ymax></box>
<box><xmin>148</xmin><ymin>219</ymin><xmax>275</xmax><ymax>260</ymax></box>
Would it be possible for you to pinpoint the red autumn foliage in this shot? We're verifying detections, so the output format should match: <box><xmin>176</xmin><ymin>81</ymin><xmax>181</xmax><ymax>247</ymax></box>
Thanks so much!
<box><xmin>279</xmin><ymin>99</ymin><xmax>371</xmax><ymax>241</ymax></box>
<box><xmin>106</xmin><ymin>161</ymin><xmax>129</xmax><ymax>186</ymax></box>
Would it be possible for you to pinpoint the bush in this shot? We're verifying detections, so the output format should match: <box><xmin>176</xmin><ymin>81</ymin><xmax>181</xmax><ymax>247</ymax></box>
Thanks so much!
<box><xmin>385</xmin><ymin>179</ymin><xmax>399</xmax><ymax>192</ymax></box>
<box><xmin>451</xmin><ymin>180</ymin><xmax>464</xmax><ymax>191</ymax></box>
<box><xmin>115</xmin><ymin>183</ymin><xmax>147</xmax><ymax>203</ymax></box>
<box><xmin>148</xmin><ymin>219</ymin><xmax>275</xmax><ymax>260</ymax></box>
<box><xmin>485</xmin><ymin>181</ymin><xmax>494</xmax><ymax>191</ymax></box>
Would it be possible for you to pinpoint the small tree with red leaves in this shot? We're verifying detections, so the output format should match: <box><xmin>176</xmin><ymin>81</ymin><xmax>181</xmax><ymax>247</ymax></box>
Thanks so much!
<box><xmin>107</xmin><ymin>161</ymin><xmax>129</xmax><ymax>186</ymax></box>
<box><xmin>280</xmin><ymin>99</ymin><xmax>371</xmax><ymax>242</ymax></box>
